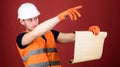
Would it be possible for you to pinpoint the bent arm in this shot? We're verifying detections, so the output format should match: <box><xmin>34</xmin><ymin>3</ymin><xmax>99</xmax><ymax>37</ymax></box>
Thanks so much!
<box><xmin>22</xmin><ymin>16</ymin><xmax>60</xmax><ymax>46</ymax></box>
<box><xmin>56</xmin><ymin>25</ymin><xmax>100</xmax><ymax>43</ymax></box>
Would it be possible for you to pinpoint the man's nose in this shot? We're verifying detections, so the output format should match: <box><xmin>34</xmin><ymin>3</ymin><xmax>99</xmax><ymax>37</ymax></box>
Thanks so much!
<box><xmin>32</xmin><ymin>19</ymin><xmax>37</xmax><ymax>25</ymax></box>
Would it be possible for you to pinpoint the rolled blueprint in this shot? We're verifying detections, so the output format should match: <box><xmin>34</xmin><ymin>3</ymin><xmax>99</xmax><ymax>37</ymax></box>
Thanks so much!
<box><xmin>70</xmin><ymin>31</ymin><xmax>107</xmax><ymax>64</ymax></box>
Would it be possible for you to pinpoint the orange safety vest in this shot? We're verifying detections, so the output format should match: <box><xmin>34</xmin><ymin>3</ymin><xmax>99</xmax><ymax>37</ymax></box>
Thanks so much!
<box><xmin>16</xmin><ymin>31</ymin><xmax>61</xmax><ymax>67</ymax></box>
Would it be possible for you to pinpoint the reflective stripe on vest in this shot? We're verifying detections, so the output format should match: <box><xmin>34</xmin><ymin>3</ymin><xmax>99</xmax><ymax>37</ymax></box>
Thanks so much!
<box><xmin>22</xmin><ymin>48</ymin><xmax>57</xmax><ymax>62</ymax></box>
<box><xmin>27</xmin><ymin>61</ymin><xmax>60</xmax><ymax>67</ymax></box>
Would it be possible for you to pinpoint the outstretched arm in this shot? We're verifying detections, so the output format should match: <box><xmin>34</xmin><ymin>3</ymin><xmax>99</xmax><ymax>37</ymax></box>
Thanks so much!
<box><xmin>21</xmin><ymin>5</ymin><xmax>82</xmax><ymax>46</ymax></box>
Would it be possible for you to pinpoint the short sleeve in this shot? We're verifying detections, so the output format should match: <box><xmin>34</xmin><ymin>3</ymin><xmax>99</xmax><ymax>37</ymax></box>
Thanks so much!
<box><xmin>16</xmin><ymin>32</ymin><xmax>28</xmax><ymax>49</ymax></box>
<box><xmin>51</xmin><ymin>30</ymin><xmax>60</xmax><ymax>42</ymax></box>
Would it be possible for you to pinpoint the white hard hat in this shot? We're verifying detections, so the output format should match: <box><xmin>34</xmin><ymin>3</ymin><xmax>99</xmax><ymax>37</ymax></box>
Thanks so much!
<box><xmin>18</xmin><ymin>3</ymin><xmax>40</xmax><ymax>19</ymax></box>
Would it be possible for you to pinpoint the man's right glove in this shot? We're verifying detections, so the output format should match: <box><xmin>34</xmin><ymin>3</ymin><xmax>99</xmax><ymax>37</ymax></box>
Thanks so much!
<box><xmin>58</xmin><ymin>5</ymin><xmax>82</xmax><ymax>21</ymax></box>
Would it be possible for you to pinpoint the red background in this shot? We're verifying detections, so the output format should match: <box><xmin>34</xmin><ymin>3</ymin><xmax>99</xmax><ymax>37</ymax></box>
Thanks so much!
<box><xmin>0</xmin><ymin>0</ymin><xmax>120</xmax><ymax>67</ymax></box>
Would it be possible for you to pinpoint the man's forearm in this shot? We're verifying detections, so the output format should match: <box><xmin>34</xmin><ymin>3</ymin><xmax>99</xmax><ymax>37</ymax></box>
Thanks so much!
<box><xmin>33</xmin><ymin>16</ymin><xmax>60</xmax><ymax>36</ymax></box>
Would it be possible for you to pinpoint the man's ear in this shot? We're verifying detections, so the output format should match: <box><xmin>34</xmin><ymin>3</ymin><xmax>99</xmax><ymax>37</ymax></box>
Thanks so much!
<box><xmin>20</xmin><ymin>19</ymin><xmax>25</xmax><ymax>25</ymax></box>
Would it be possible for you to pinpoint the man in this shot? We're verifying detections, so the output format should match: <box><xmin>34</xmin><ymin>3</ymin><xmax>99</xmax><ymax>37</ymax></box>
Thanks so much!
<box><xmin>16</xmin><ymin>3</ymin><xmax>100</xmax><ymax>67</ymax></box>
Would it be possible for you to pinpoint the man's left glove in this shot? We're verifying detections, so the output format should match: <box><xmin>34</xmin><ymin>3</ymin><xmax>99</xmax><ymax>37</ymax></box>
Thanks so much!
<box><xmin>89</xmin><ymin>26</ymin><xmax>100</xmax><ymax>35</ymax></box>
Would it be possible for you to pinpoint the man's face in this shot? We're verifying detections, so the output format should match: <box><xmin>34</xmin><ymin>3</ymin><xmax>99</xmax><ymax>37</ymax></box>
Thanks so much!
<box><xmin>20</xmin><ymin>16</ymin><xmax>39</xmax><ymax>31</ymax></box>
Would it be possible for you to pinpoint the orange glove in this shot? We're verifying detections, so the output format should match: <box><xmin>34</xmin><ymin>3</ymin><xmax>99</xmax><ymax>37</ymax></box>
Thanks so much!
<box><xmin>89</xmin><ymin>26</ymin><xmax>100</xmax><ymax>35</ymax></box>
<box><xmin>58</xmin><ymin>5</ymin><xmax>82</xmax><ymax>21</ymax></box>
